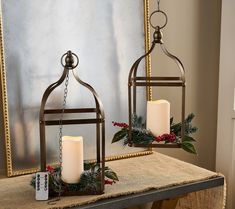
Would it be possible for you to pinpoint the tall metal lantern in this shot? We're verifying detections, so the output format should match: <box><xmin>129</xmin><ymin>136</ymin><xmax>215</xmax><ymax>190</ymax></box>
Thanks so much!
<box><xmin>128</xmin><ymin>1</ymin><xmax>185</xmax><ymax>148</ymax></box>
<box><xmin>39</xmin><ymin>51</ymin><xmax>105</xmax><ymax>195</ymax></box>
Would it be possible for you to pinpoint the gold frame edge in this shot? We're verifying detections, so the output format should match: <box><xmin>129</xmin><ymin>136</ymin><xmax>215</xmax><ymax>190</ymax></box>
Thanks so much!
<box><xmin>0</xmin><ymin>0</ymin><xmax>13</xmax><ymax>177</ymax></box>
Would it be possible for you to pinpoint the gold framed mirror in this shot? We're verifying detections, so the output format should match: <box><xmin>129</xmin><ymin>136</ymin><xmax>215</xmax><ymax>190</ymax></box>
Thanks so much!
<box><xmin>0</xmin><ymin>0</ymin><xmax>152</xmax><ymax>177</ymax></box>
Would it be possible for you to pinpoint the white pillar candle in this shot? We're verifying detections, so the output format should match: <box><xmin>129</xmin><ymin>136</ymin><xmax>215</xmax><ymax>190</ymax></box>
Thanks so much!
<box><xmin>61</xmin><ymin>136</ymin><xmax>84</xmax><ymax>184</ymax></box>
<box><xmin>146</xmin><ymin>100</ymin><xmax>170</xmax><ymax>136</ymax></box>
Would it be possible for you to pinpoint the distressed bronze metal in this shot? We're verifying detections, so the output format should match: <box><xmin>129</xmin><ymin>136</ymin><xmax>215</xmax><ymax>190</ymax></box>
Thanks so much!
<box><xmin>128</xmin><ymin>9</ymin><xmax>186</xmax><ymax>148</ymax></box>
<box><xmin>133</xmin><ymin>144</ymin><xmax>182</xmax><ymax>148</ymax></box>
<box><xmin>39</xmin><ymin>51</ymin><xmax>105</xmax><ymax>194</ymax></box>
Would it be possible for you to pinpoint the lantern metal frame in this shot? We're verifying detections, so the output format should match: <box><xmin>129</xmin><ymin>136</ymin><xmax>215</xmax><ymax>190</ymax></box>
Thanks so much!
<box><xmin>128</xmin><ymin>9</ymin><xmax>186</xmax><ymax>148</ymax></box>
<box><xmin>39</xmin><ymin>51</ymin><xmax>105</xmax><ymax>195</ymax></box>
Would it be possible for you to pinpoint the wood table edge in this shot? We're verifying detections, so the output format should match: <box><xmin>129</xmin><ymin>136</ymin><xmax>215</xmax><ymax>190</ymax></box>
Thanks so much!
<box><xmin>66</xmin><ymin>176</ymin><xmax>224</xmax><ymax>209</ymax></box>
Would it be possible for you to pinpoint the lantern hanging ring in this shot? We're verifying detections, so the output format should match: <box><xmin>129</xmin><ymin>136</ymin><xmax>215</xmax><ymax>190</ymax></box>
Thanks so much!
<box><xmin>150</xmin><ymin>10</ymin><xmax>168</xmax><ymax>30</ymax></box>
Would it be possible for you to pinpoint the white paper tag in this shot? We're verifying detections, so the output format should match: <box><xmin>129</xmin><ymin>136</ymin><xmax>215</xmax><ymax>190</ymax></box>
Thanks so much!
<box><xmin>35</xmin><ymin>172</ymin><xmax>49</xmax><ymax>201</ymax></box>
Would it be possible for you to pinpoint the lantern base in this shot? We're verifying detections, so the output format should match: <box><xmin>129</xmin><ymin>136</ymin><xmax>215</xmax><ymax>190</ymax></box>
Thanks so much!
<box><xmin>31</xmin><ymin>162</ymin><xmax>119</xmax><ymax>197</ymax></box>
<box><xmin>132</xmin><ymin>143</ymin><xmax>182</xmax><ymax>148</ymax></box>
<box><xmin>112</xmin><ymin>113</ymin><xmax>197</xmax><ymax>154</ymax></box>
<box><xmin>49</xmin><ymin>190</ymin><xmax>104</xmax><ymax>197</ymax></box>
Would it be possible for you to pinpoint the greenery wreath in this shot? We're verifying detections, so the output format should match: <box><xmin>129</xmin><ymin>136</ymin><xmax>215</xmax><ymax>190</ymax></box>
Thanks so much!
<box><xmin>112</xmin><ymin>113</ymin><xmax>198</xmax><ymax>154</ymax></box>
<box><xmin>31</xmin><ymin>162</ymin><xmax>118</xmax><ymax>195</ymax></box>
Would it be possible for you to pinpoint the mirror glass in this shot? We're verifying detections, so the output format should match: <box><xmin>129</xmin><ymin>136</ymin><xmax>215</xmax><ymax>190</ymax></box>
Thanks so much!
<box><xmin>1</xmin><ymin>0</ymin><xmax>151</xmax><ymax>176</ymax></box>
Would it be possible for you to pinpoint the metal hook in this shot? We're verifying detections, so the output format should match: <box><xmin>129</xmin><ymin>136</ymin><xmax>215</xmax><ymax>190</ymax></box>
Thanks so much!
<box><xmin>157</xmin><ymin>0</ymin><xmax>160</xmax><ymax>10</ymax></box>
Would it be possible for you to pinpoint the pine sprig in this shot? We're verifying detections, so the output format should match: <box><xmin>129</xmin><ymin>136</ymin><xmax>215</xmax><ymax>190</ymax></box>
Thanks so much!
<box><xmin>171</xmin><ymin>113</ymin><xmax>198</xmax><ymax>136</ymax></box>
<box><xmin>78</xmin><ymin>171</ymin><xmax>101</xmax><ymax>192</ymax></box>
<box><xmin>132</xmin><ymin>114</ymin><xmax>145</xmax><ymax>129</ymax></box>
<box><xmin>131</xmin><ymin>130</ymin><xmax>155</xmax><ymax>145</ymax></box>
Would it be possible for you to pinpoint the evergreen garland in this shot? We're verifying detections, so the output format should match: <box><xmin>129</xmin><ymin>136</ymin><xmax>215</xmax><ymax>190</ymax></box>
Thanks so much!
<box><xmin>112</xmin><ymin>113</ymin><xmax>198</xmax><ymax>154</ymax></box>
<box><xmin>31</xmin><ymin>163</ymin><xmax>118</xmax><ymax>195</ymax></box>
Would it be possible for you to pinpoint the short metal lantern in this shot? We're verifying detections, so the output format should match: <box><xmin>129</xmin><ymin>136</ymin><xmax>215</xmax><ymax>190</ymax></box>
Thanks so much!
<box><xmin>128</xmin><ymin>2</ymin><xmax>185</xmax><ymax>148</ymax></box>
<box><xmin>39</xmin><ymin>51</ymin><xmax>105</xmax><ymax>195</ymax></box>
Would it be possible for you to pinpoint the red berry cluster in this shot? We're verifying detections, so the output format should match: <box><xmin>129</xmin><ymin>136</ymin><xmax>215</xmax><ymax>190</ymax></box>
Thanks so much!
<box><xmin>46</xmin><ymin>165</ymin><xmax>54</xmax><ymax>173</ymax></box>
<box><xmin>104</xmin><ymin>179</ymin><xmax>116</xmax><ymax>185</ymax></box>
<box><xmin>112</xmin><ymin>121</ymin><xmax>129</xmax><ymax>128</ymax></box>
<box><xmin>155</xmin><ymin>133</ymin><xmax>177</xmax><ymax>143</ymax></box>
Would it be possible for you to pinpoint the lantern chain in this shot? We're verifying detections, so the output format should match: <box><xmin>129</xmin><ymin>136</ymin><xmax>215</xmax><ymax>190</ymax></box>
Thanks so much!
<box><xmin>47</xmin><ymin>72</ymin><xmax>69</xmax><ymax>205</ymax></box>
<box><xmin>59</xmin><ymin>73</ymin><xmax>69</xmax><ymax>197</ymax></box>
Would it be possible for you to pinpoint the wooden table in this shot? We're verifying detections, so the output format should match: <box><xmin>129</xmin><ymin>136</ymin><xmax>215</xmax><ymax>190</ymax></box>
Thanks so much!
<box><xmin>74</xmin><ymin>176</ymin><xmax>224</xmax><ymax>209</ymax></box>
<box><xmin>0</xmin><ymin>152</ymin><xmax>225</xmax><ymax>209</ymax></box>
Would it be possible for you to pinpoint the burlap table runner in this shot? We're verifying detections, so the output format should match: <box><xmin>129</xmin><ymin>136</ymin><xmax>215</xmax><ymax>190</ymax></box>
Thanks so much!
<box><xmin>0</xmin><ymin>152</ymin><xmax>225</xmax><ymax>209</ymax></box>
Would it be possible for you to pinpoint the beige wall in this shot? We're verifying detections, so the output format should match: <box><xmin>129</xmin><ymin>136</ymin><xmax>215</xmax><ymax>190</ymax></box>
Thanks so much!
<box><xmin>0</xmin><ymin>0</ymin><xmax>221</xmax><ymax>177</ymax></box>
<box><xmin>216</xmin><ymin>0</ymin><xmax>235</xmax><ymax>208</ymax></box>
<box><xmin>150</xmin><ymin>0</ymin><xmax>221</xmax><ymax>171</ymax></box>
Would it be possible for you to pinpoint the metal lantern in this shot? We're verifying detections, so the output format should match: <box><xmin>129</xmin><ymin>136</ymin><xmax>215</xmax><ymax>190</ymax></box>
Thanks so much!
<box><xmin>39</xmin><ymin>51</ymin><xmax>105</xmax><ymax>195</ymax></box>
<box><xmin>128</xmin><ymin>3</ymin><xmax>186</xmax><ymax>148</ymax></box>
